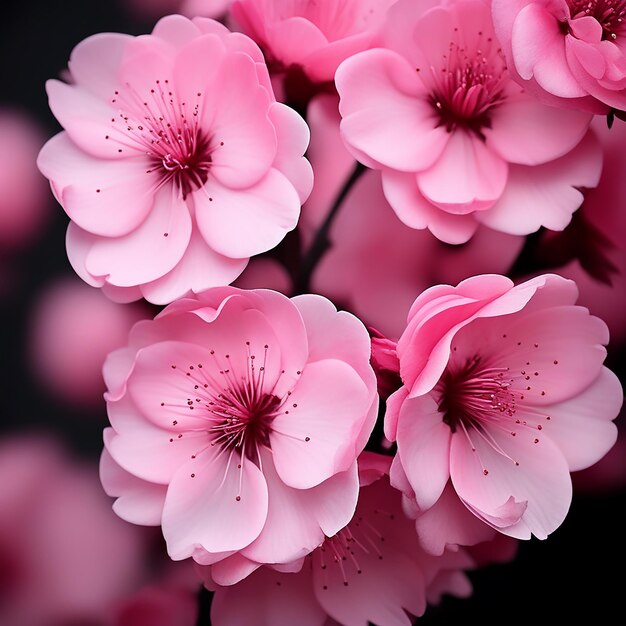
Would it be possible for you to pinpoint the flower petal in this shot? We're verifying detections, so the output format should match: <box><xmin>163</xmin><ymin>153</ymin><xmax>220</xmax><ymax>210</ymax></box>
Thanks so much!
<box><xmin>270</xmin><ymin>359</ymin><xmax>370</xmax><ymax>489</ymax></box>
<box><xmin>195</xmin><ymin>169</ymin><xmax>300</xmax><ymax>258</ymax></box>
<box><xmin>38</xmin><ymin>132</ymin><xmax>156</xmax><ymax>237</ymax></box>
<box><xmin>417</xmin><ymin>131</ymin><xmax>508</xmax><ymax>214</ymax></box>
<box><xmin>396</xmin><ymin>395</ymin><xmax>451</xmax><ymax>510</ymax></box>
<box><xmin>85</xmin><ymin>187</ymin><xmax>192</xmax><ymax>287</ymax></box>
<box><xmin>162</xmin><ymin>445</ymin><xmax>269</xmax><ymax>559</ymax></box>
<box><xmin>242</xmin><ymin>452</ymin><xmax>359</xmax><ymax>564</ymax></box>
<box><xmin>337</xmin><ymin>48</ymin><xmax>448</xmax><ymax>171</ymax></box>
<box><xmin>450</xmin><ymin>425</ymin><xmax>573</xmax><ymax>540</ymax></box>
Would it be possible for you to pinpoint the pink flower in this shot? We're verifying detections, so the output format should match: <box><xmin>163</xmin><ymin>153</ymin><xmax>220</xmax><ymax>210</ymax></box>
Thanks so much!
<box><xmin>385</xmin><ymin>274</ymin><xmax>622</xmax><ymax>545</ymax></box>
<box><xmin>101</xmin><ymin>287</ymin><xmax>378</xmax><ymax>571</ymax></box>
<box><xmin>0</xmin><ymin>110</ymin><xmax>49</xmax><ymax>251</ymax></box>
<box><xmin>312</xmin><ymin>169</ymin><xmax>524</xmax><ymax>339</ymax></box>
<box><xmin>29</xmin><ymin>278</ymin><xmax>148</xmax><ymax>407</ymax></box>
<box><xmin>0</xmin><ymin>436</ymin><xmax>147</xmax><ymax>626</ymax></box>
<box><xmin>127</xmin><ymin>0</ymin><xmax>233</xmax><ymax>21</ymax></box>
<box><xmin>207</xmin><ymin>453</ymin><xmax>475</xmax><ymax>626</ymax></box>
<box><xmin>493</xmin><ymin>0</ymin><xmax>626</xmax><ymax>113</ymax></box>
<box><xmin>231</xmin><ymin>0</ymin><xmax>397</xmax><ymax>84</ymax></box>
<box><xmin>37</xmin><ymin>15</ymin><xmax>312</xmax><ymax>304</ymax></box>
<box><xmin>336</xmin><ymin>0</ymin><xmax>602</xmax><ymax>244</ymax></box>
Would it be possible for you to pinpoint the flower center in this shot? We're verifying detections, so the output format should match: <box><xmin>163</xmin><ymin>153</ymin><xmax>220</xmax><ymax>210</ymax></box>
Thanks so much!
<box><xmin>568</xmin><ymin>0</ymin><xmax>626</xmax><ymax>40</ymax></box>
<box><xmin>425</xmin><ymin>33</ymin><xmax>507</xmax><ymax>136</ymax></box>
<box><xmin>437</xmin><ymin>355</ymin><xmax>518</xmax><ymax>434</ymax></box>
<box><xmin>108</xmin><ymin>78</ymin><xmax>215</xmax><ymax>197</ymax></box>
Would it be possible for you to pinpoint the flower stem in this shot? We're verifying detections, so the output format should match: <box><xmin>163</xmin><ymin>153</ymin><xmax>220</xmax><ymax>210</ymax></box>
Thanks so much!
<box><xmin>294</xmin><ymin>161</ymin><xmax>366</xmax><ymax>294</ymax></box>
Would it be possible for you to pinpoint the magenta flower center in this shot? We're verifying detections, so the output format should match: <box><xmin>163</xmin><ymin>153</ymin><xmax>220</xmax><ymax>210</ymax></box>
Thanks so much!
<box><xmin>424</xmin><ymin>33</ymin><xmax>507</xmax><ymax>136</ymax></box>
<box><xmin>568</xmin><ymin>0</ymin><xmax>626</xmax><ymax>40</ymax></box>
<box><xmin>435</xmin><ymin>342</ymin><xmax>557</xmax><ymax>475</ymax></box>
<box><xmin>109</xmin><ymin>79</ymin><xmax>215</xmax><ymax>197</ymax></box>
<box><xmin>437</xmin><ymin>355</ymin><xmax>519</xmax><ymax>433</ymax></box>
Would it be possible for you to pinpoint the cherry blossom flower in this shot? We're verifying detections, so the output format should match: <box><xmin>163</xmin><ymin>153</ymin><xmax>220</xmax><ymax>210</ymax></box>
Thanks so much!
<box><xmin>207</xmin><ymin>453</ymin><xmax>475</xmax><ymax>626</ymax></box>
<box><xmin>231</xmin><ymin>0</ymin><xmax>397</xmax><ymax>86</ymax></box>
<box><xmin>336</xmin><ymin>0</ymin><xmax>601</xmax><ymax>244</ymax></box>
<box><xmin>100</xmin><ymin>287</ymin><xmax>378</xmax><ymax>572</ymax></box>
<box><xmin>37</xmin><ymin>15</ymin><xmax>312</xmax><ymax>304</ymax></box>
<box><xmin>385</xmin><ymin>274</ymin><xmax>621</xmax><ymax>545</ymax></box>
<box><xmin>0</xmin><ymin>110</ymin><xmax>49</xmax><ymax>251</ymax></box>
<box><xmin>0</xmin><ymin>436</ymin><xmax>147</xmax><ymax>626</ymax></box>
<box><xmin>493</xmin><ymin>0</ymin><xmax>626</xmax><ymax>113</ymax></box>
<box><xmin>29</xmin><ymin>278</ymin><xmax>147</xmax><ymax>406</ymax></box>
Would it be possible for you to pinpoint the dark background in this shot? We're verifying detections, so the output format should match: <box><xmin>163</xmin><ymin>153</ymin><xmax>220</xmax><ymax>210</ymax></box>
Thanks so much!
<box><xmin>1</xmin><ymin>2</ymin><xmax>624</xmax><ymax>625</ymax></box>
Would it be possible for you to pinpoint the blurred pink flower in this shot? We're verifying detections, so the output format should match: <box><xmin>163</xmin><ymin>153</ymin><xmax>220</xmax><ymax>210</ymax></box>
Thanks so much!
<box><xmin>493</xmin><ymin>0</ymin><xmax>626</xmax><ymax>113</ymax></box>
<box><xmin>38</xmin><ymin>15</ymin><xmax>312</xmax><ymax>304</ymax></box>
<box><xmin>207</xmin><ymin>453</ymin><xmax>474</xmax><ymax>626</ymax></box>
<box><xmin>0</xmin><ymin>436</ymin><xmax>146</xmax><ymax>626</ymax></box>
<box><xmin>336</xmin><ymin>0</ymin><xmax>602</xmax><ymax>244</ymax></box>
<box><xmin>29</xmin><ymin>278</ymin><xmax>148</xmax><ymax>407</ymax></box>
<box><xmin>231</xmin><ymin>0</ymin><xmax>396</xmax><ymax>84</ymax></box>
<box><xmin>0</xmin><ymin>110</ymin><xmax>49</xmax><ymax>251</ymax></box>
<box><xmin>550</xmin><ymin>116</ymin><xmax>626</xmax><ymax>346</ymax></box>
<box><xmin>386</xmin><ymin>274</ymin><xmax>621</xmax><ymax>545</ymax></box>
<box><xmin>128</xmin><ymin>0</ymin><xmax>233</xmax><ymax>21</ymax></box>
<box><xmin>312</xmin><ymin>169</ymin><xmax>524</xmax><ymax>339</ymax></box>
<box><xmin>101</xmin><ymin>287</ymin><xmax>378</xmax><ymax>572</ymax></box>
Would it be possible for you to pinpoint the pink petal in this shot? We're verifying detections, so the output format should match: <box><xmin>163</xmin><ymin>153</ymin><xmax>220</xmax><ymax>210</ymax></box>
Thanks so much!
<box><xmin>85</xmin><ymin>188</ymin><xmax>192</xmax><ymax>287</ymax></box>
<box><xmin>45</xmin><ymin>80</ymin><xmax>129</xmax><ymax>159</ymax></box>
<box><xmin>396</xmin><ymin>395</ymin><xmax>451</xmax><ymax>510</ymax></box>
<box><xmin>384</xmin><ymin>386</ymin><xmax>409</xmax><ymax>441</ymax></box>
<box><xmin>162</xmin><ymin>445</ymin><xmax>269</xmax><ymax>559</ymax></box>
<box><xmin>65</xmin><ymin>223</ymin><xmax>106</xmax><ymax>287</ymax></box>
<box><xmin>210</xmin><ymin>554</ymin><xmax>261</xmax><ymax>586</ymax></box>
<box><xmin>269</xmin><ymin>102</ymin><xmax>313</xmax><ymax>204</ymax></box>
<box><xmin>264</xmin><ymin>16</ymin><xmax>329</xmax><ymax>67</ymax></box>
<box><xmin>195</xmin><ymin>169</ymin><xmax>300</xmax><ymax>259</ymax></box>
<box><xmin>417</xmin><ymin>131</ymin><xmax>508</xmax><ymax>214</ymax></box>
<box><xmin>569</xmin><ymin>16</ymin><xmax>603</xmax><ymax>42</ymax></box>
<box><xmin>450</xmin><ymin>425</ymin><xmax>573</xmax><ymax>540</ymax></box>
<box><xmin>398</xmin><ymin>276</ymin><xmax>514</xmax><ymax>396</ymax></box>
<box><xmin>141</xmin><ymin>230</ymin><xmax>248</xmax><ymax>305</ymax></box>
<box><xmin>382</xmin><ymin>170</ymin><xmax>480</xmax><ymax>244</ymax></box>
<box><xmin>474</xmin><ymin>304</ymin><xmax>610</xmax><ymax>405</ymax></box>
<box><xmin>211</xmin><ymin>564</ymin><xmax>325</xmax><ymax>626</ymax></box>
<box><xmin>38</xmin><ymin>133</ymin><xmax>156</xmax><ymax>237</ymax></box>
<box><xmin>291</xmin><ymin>294</ymin><xmax>378</xmax><ymax>452</ymax></box>
<box><xmin>172</xmin><ymin>33</ymin><xmax>226</xmax><ymax>120</ymax></box>
<box><xmin>337</xmin><ymin>48</ymin><xmax>448</xmax><ymax>171</ymax></box>
<box><xmin>242</xmin><ymin>452</ymin><xmax>359</xmax><ymax>564</ymax></box>
<box><xmin>106</xmin><ymin>397</ymin><xmax>208</xmax><ymax>485</ymax></box>
<box><xmin>486</xmin><ymin>88</ymin><xmax>591</xmax><ymax>165</ymax></box>
<box><xmin>127</xmin><ymin>340</ymin><xmax>230</xmax><ymax>431</ymax></box>
<box><xmin>568</xmin><ymin>37</ymin><xmax>606</xmax><ymax>79</ymax></box>
<box><xmin>206</xmin><ymin>52</ymin><xmax>277</xmax><ymax>189</ymax></box>
<box><xmin>415</xmin><ymin>483</ymin><xmax>496</xmax><ymax>555</ymax></box>
<box><xmin>100</xmin><ymin>440</ymin><xmax>166</xmax><ymax>526</ymax></box>
<box><xmin>532</xmin><ymin>367</ymin><xmax>621</xmax><ymax>472</ymax></box>
<box><xmin>511</xmin><ymin>3</ymin><xmax>587</xmax><ymax>97</ymax></box>
<box><xmin>103</xmin><ymin>346</ymin><xmax>136</xmax><ymax>402</ymax></box>
<box><xmin>270</xmin><ymin>359</ymin><xmax>370</xmax><ymax>489</ymax></box>
<box><xmin>478</xmin><ymin>130</ymin><xmax>602</xmax><ymax>234</ymax></box>
<box><xmin>152</xmin><ymin>14</ymin><xmax>203</xmax><ymax>49</ymax></box>
<box><xmin>68</xmin><ymin>33</ymin><xmax>132</xmax><ymax>98</ymax></box>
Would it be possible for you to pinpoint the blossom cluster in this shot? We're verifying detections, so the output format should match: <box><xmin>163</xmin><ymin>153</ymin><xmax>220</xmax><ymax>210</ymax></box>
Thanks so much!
<box><xmin>4</xmin><ymin>0</ymin><xmax>622</xmax><ymax>624</ymax></box>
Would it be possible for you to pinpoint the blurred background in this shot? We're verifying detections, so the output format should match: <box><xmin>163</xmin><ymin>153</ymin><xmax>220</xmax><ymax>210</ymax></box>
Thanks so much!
<box><xmin>1</xmin><ymin>1</ymin><xmax>624</xmax><ymax>625</ymax></box>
